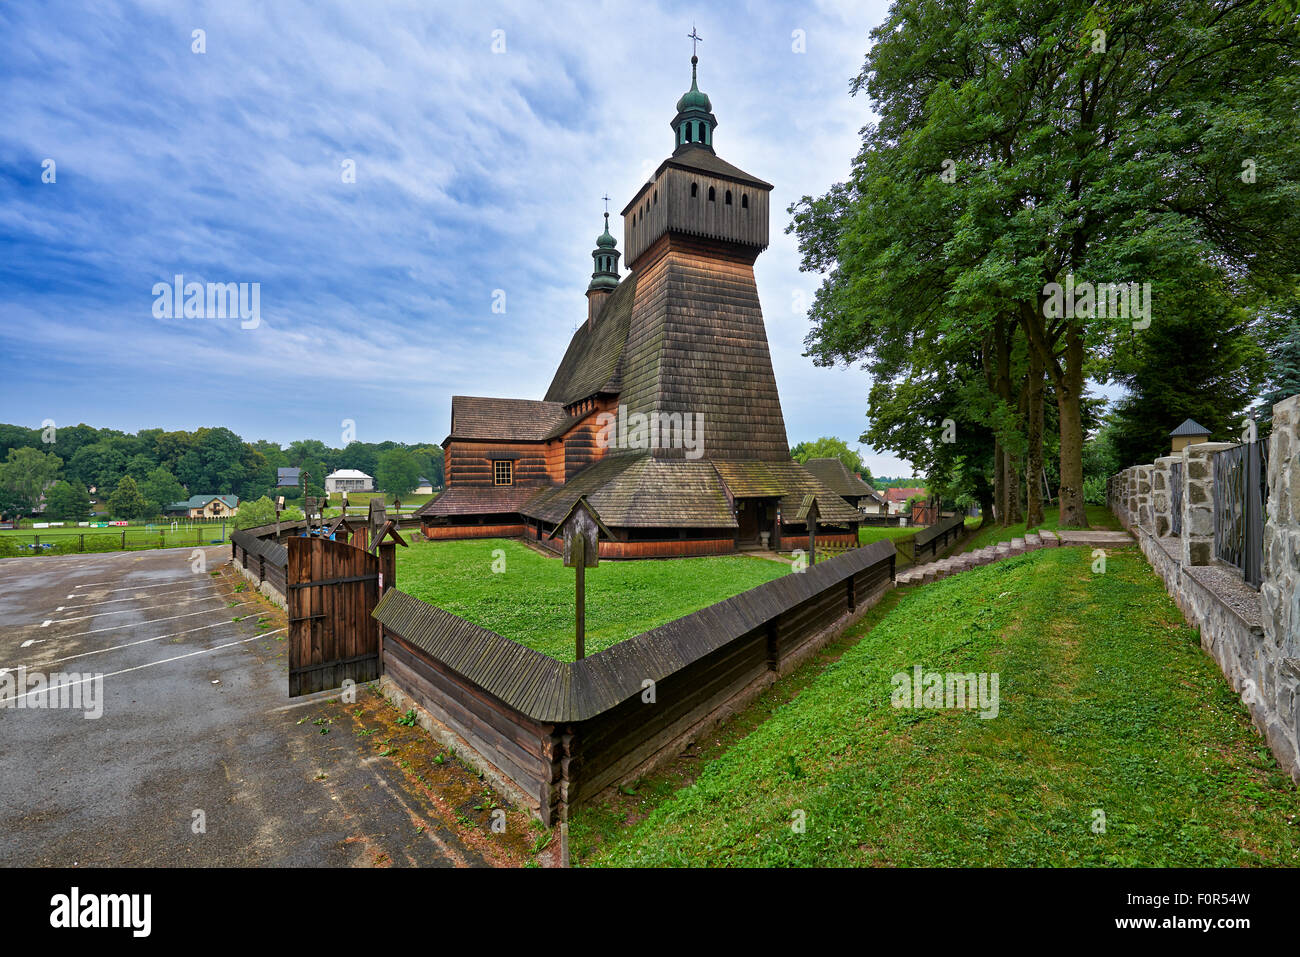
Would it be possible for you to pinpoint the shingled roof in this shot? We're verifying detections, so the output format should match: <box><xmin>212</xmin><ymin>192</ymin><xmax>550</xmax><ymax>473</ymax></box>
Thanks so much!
<box><xmin>802</xmin><ymin>458</ymin><xmax>876</xmax><ymax>499</ymax></box>
<box><xmin>416</xmin><ymin>485</ymin><xmax>543</xmax><ymax>518</ymax></box>
<box><xmin>523</xmin><ymin>453</ymin><xmax>737</xmax><ymax>528</ymax></box>
<box><xmin>711</xmin><ymin>460</ymin><xmax>862</xmax><ymax>524</ymax></box>
<box><xmin>448</xmin><ymin>396</ymin><xmax>570</xmax><ymax>442</ymax></box>
<box><xmin>544</xmin><ymin>275</ymin><xmax>637</xmax><ymax>406</ymax></box>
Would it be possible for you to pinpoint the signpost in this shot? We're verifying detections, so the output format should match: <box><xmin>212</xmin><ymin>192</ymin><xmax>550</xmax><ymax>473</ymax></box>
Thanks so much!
<box><xmin>796</xmin><ymin>493</ymin><xmax>820</xmax><ymax>568</ymax></box>
<box><xmin>547</xmin><ymin>497</ymin><xmax>610</xmax><ymax>661</ymax></box>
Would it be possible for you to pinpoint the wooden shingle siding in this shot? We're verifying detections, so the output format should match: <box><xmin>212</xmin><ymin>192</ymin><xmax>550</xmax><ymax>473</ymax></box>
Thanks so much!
<box><xmin>617</xmin><ymin>234</ymin><xmax>790</xmax><ymax>463</ymax></box>
<box><xmin>373</xmin><ymin>539</ymin><xmax>896</xmax><ymax>823</ymax></box>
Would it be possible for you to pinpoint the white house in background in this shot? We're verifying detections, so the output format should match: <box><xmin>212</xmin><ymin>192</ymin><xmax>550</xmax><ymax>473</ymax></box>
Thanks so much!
<box><xmin>414</xmin><ymin>477</ymin><xmax>434</xmax><ymax>495</ymax></box>
<box><xmin>325</xmin><ymin>469</ymin><xmax>374</xmax><ymax>493</ymax></box>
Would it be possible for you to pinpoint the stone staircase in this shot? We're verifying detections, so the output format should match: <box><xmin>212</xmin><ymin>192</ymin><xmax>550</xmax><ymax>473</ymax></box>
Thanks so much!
<box><xmin>895</xmin><ymin>529</ymin><xmax>1063</xmax><ymax>586</ymax></box>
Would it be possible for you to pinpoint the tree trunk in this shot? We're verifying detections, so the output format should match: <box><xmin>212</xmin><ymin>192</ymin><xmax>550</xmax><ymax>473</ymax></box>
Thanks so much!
<box><xmin>994</xmin><ymin>440</ymin><xmax>1006</xmax><ymax>526</ymax></box>
<box><xmin>1056</xmin><ymin>326</ymin><xmax>1088</xmax><ymax>527</ymax></box>
<box><xmin>1025</xmin><ymin>346</ymin><xmax>1045</xmax><ymax>529</ymax></box>
<box><xmin>1005</xmin><ymin>448</ymin><xmax>1023</xmax><ymax>525</ymax></box>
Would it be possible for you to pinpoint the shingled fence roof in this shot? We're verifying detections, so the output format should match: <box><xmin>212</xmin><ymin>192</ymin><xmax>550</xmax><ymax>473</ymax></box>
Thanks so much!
<box><xmin>373</xmin><ymin>537</ymin><xmax>894</xmax><ymax>723</ymax></box>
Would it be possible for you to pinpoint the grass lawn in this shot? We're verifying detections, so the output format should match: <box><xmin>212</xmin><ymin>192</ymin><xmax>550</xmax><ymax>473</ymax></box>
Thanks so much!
<box><xmin>858</xmin><ymin>524</ymin><xmax>918</xmax><ymax>546</ymax></box>
<box><xmin>399</xmin><ymin>538</ymin><xmax>791</xmax><ymax>661</ymax></box>
<box><xmin>957</xmin><ymin>503</ymin><xmax>1121</xmax><ymax>555</ymax></box>
<box><xmin>572</xmin><ymin>546</ymin><xmax>1300</xmax><ymax>866</ymax></box>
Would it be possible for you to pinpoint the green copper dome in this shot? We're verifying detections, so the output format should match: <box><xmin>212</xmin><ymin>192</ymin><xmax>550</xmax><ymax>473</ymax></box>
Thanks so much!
<box><xmin>596</xmin><ymin>214</ymin><xmax>617</xmax><ymax>249</ymax></box>
<box><xmin>588</xmin><ymin>211</ymin><xmax>620</xmax><ymax>292</ymax></box>
<box><xmin>675</xmin><ymin>56</ymin><xmax>712</xmax><ymax>113</ymax></box>
<box><xmin>671</xmin><ymin>55</ymin><xmax>717</xmax><ymax>153</ymax></box>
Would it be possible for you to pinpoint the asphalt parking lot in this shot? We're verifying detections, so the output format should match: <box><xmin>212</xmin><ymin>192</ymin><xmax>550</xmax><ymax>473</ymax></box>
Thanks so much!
<box><xmin>0</xmin><ymin>547</ymin><xmax>523</xmax><ymax>867</ymax></box>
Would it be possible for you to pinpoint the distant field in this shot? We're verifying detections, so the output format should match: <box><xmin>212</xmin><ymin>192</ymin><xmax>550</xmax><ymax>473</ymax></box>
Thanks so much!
<box><xmin>400</xmin><ymin>538</ymin><xmax>790</xmax><ymax>661</ymax></box>
<box><xmin>0</xmin><ymin>523</ymin><xmax>229</xmax><ymax>555</ymax></box>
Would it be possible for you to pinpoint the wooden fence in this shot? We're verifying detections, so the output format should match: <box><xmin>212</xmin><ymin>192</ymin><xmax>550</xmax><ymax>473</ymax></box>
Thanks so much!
<box><xmin>372</xmin><ymin>539</ymin><xmax>897</xmax><ymax>824</ymax></box>
<box><xmin>910</xmin><ymin>514</ymin><xmax>967</xmax><ymax>564</ymax></box>
<box><xmin>230</xmin><ymin>529</ymin><xmax>289</xmax><ymax>601</ymax></box>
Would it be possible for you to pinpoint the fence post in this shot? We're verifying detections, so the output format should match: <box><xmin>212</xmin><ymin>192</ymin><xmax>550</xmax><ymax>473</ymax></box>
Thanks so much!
<box><xmin>1181</xmin><ymin>441</ymin><xmax>1236</xmax><ymax>566</ymax></box>
<box><xmin>79</xmin><ymin>534</ymin><xmax>85</xmax><ymax>553</ymax></box>
<box><xmin>1152</xmin><ymin>456</ymin><xmax>1179</xmax><ymax>538</ymax></box>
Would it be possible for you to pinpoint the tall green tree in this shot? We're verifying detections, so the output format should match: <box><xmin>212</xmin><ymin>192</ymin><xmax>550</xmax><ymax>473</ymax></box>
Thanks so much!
<box><xmin>44</xmin><ymin>481</ymin><xmax>91</xmax><ymax>521</ymax></box>
<box><xmin>0</xmin><ymin>447</ymin><xmax>64</xmax><ymax>510</ymax></box>
<box><xmin>107</xmin><ymin>476</ymin><xmax>150</xmax><ymax>520</ymax></box>
<box><xmin>375</xmin><ymin>448</ymin><xmax>420</xmax><ymax>497</ymax></box>
<box><xmin>790</xmin><ymin>437</ymin><xmax>871</xmax><ymax>482</ymax></box>
<box><xmin>140</xmin><ymin>466</ymin><xmax>187</xmax><ymax>515</ymax></box>
<box><xmin>790</xmin><ymin>0</ymin><xmax>1300</xmax><ymax>528</ymax></box>
<box><xmin>1105</xmin><ymin>279</ymin><xmax>1266</xmax><ymax>466</ymax></box>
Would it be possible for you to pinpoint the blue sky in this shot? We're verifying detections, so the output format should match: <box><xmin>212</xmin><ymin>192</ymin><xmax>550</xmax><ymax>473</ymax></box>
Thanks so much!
<box><xmin>0</xmin><ymin>0</ymin><xmax>932</xmax><ymax>475</ymax></box>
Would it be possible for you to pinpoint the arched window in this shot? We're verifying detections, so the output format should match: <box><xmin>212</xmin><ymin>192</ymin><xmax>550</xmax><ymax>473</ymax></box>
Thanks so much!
<box><xmin>741</xmin><ymin>194</ymin><xmax>749</xmax><ymax>209</ymax></box>
<box><xmin>708</xmin><ymin>186</ymin><xmax>716</xmax><ymax>202</ymax></box>
<box><xmin>690</xmin><ymin>182</ymin><xmax>698</xmax><ymax>198</ymax></box>
<box><xmin>725</xmin><ymin>190</ymin><xmax>732</xmax><ymax>205</ymax></box>
<box><xmin>653</xmin><ymin>189</ymin><xmax>658</xmax><ymax>205</ymax></box>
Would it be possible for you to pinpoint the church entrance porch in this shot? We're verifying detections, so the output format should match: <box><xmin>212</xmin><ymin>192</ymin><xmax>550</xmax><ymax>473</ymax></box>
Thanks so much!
<box><xmin>735</xmin><ymin>496</ymin><xmax>779</xmax><ymax>550</ymax></box>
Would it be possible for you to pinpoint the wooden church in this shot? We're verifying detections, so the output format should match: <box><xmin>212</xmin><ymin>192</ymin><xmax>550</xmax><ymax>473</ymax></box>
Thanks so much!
<box><xmin>417</xmin><ymin>51</ymin><xmax>862</xmax><ymax>558</ymax></box>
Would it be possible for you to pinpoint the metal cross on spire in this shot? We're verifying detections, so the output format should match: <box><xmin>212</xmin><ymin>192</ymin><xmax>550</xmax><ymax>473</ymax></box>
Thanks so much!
<box><xmin>602</xmin><ymin>193</ymin><xmax>610</xmax><ymax>214</ymax></box>
<box><xmin>688</xmin><ymin>24</ymin><xmax>703</xmax><ymax>56</ymax></box>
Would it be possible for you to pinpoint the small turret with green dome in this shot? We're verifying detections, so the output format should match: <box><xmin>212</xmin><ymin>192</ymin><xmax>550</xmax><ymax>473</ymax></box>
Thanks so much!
<box><xmin>587</xmin><ymin>211</ymin><xmax>620</xmax><ymax>293</ymax></box>
<box><xmin>672</xmin><ymin>34</ymin><xmax>717</xmax><ymax>153</ymax></box>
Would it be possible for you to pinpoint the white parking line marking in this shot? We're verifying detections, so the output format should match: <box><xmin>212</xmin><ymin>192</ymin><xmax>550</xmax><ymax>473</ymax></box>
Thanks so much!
<box><xmin>31</xmin><ymin>604</ymin><xmax>255</xmax><ymax>641</ymax></box>
<box><xmin>52</xmin><ymin>596</ymin><xmax>221</xmax><ymax>625</ymax></box>
<box><xmin>41</xmin><ymin>620</ymin><xmax>51</xmax><ymax>628</ymax></box>
<box><xmin>11</xmin><ymin>616</ymin><xmax>266</xmax><ymax>668</ymax></box>
<box><xmin>0</xmin><ymin>629</ymin><xmax>286</xmax><ymax>705</ymax></box>
<box><xmin>20</xmin><ymin>639</ymin><xmax>46</xmax><ymax>648</ymax></box>
<box><xmin>55</xmin><ymin>585</ymin><xmax>209</xmax><ymax>611</ymax></box>
<box><xmin>80</xmin><ymin>580</ymin><xmax>206</xmax><ymax>595</ymax></box>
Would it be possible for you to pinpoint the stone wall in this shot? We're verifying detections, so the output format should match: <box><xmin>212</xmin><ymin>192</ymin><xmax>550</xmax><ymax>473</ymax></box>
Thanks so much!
<box><xmin>1109</xmin><ymin>395</ymin><xmax>1300</xmax><ymax>784</ymax></box>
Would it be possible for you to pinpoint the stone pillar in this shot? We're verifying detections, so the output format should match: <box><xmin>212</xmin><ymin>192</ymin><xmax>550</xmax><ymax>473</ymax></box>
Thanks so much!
<box><xmin>1126</xmin><ymin>467</ymin><xmax>1140</xmax><ymax>529</ymax></box>
<box><xmin>1134</xmin><ymin>464</ymin><xmax>1153</xmax><ymax>531</ymax></box>
<box><xmin>1261</xmin><ymin>395</ymin><xmax>1299</xmax><ymax>657</ymax></box>
<box><xmin>1152</xmin><ymin>455</ymin><xmax>1180</xmax><ymax>538</ymax></box>
<box><xmin>1260</xmin><ymin>394</ymin><xmax>1300</xmax><ymax>782</ymax></box>
<box><xmin>1180</xmin><ymin>441</ymin><xmax>1237</xmax><ymax>566</ymax></box>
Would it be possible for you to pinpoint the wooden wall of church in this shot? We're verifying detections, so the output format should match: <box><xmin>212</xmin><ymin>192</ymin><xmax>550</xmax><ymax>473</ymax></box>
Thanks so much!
<box><xmin>446</xmin><ymin>441</ymin><xmax>552</xmax><ymax>487</ymax></box>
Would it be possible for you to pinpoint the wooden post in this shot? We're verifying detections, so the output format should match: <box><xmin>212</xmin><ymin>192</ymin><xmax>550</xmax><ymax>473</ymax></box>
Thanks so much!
<box><xmin>807</xmin><ymin>517</ymin><xmax>816</xmax><ymax>567</ymax></box>
<box><xmin>573</xmin><ymin>534</ymin><xmax>585</xmax><ymax>660</ymax></box>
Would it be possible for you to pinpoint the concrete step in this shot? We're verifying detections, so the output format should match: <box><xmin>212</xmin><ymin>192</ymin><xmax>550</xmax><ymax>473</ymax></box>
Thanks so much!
<box><xmin>1037</xmin><ymin>529</ymin><xmax>1060</xmax><ymax>546</ymax></box>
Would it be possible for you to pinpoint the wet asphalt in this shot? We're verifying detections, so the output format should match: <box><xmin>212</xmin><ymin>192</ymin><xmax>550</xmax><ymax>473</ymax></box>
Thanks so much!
<box><xmin>0</xmin><ymin>547</ymin><xmax>484</xmax><ymax>867</ymax></box>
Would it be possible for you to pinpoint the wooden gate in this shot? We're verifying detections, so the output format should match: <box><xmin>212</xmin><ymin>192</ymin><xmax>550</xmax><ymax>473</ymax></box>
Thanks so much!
<box><xmin>288</xmin><ymin>535</ymin><xmax>382</xmax><ymax>697</ymax></box>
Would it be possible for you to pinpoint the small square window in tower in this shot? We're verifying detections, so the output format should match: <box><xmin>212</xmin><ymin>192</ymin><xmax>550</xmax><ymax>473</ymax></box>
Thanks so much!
<box><xmin>494</xmin><ymin>460</ymin><xmax>513</xmax><ymax>486</ymax></box>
